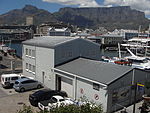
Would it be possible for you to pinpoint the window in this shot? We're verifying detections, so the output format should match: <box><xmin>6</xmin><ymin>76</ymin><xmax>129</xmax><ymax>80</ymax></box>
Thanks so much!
<box><xmin>5</xmin><ymin>77</ymin><xmax>10</xmax><ymax>81</ymax></box>
<box><xmin>25</xmin><ymin>49</ymin><xmax>28</xmax><ymax>55</ymax></box>
<box><xmin>68</xmin><ymin>52</ymin><xmax>72</xmax><ymax>57</ymax></box>
<box><xmin>11</xmin><ymin>77</ymin><xmax>19</xmax><ymax>80</ymax></box>
<box><xmin>93</xmin><ymin>83</ymin><xmax>100</xmax><ymax>91</ymax></box>
<box><xmin>28</xmin><ymin>80</ymin><xmax>36</xmax><ymax>83</ymax></box>
<box><xmin>22</xmin><ymin>80</ymin><xmax>29</xmax><ymax>84</ymax></box>
<box><xmin>32</xmin><ymin>65</ymin><xmax>35</xmax><ymax>73</ymax></box>
<box><xmin>61</xmin><ymin>52</ymin><xmax>65</xmax><ymax>58</ymax></box>
<box><xmin>29</xmin><ymin>64</ymin><xmax>31</xmax><ymax>71</ymax></box>
<box><xmin>29</xmin><ymin>49</ymin><xmax>31</xmax><ymax>56</ymax></box>
<box><xmin>26</xmin><ymin>63</ymin><xmax>28</xmax><ymax>70</ymax></box>
<box><xmin>32</xmin><ymin>50</ymin><xmax>35</xmax><ymax>58</ymax></box>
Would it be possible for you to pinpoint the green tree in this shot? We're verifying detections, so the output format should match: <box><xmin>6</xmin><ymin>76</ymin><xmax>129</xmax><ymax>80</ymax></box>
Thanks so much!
<box><xmin>17</xmin><ymin>98</ymin><xmax>103</xmax><ymax>113</ymax></box>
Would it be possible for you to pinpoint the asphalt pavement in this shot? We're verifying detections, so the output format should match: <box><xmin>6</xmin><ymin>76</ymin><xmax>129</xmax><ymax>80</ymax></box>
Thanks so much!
<box><xmin>0</xmin><ymin>84</ymin><xmax>40</xmax><ymax>113</ymax></box>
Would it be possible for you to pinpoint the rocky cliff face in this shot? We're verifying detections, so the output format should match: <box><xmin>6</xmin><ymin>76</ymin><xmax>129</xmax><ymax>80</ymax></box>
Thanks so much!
<box><xmin>0</xmin><ymin>5</ymin><xmax>149</xmax><ymax>30</ymax></box>
<box><xmin>55</xmin><ymin>6</ymin><xmax>149</xmax><ymax>30</ymax></box>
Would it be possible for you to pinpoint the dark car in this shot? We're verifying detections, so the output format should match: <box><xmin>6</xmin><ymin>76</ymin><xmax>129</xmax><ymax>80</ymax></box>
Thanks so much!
<box><xmin>29</xmin><ymin>89</ymin><xmax>68</xmax><ymax>107</ymax></box>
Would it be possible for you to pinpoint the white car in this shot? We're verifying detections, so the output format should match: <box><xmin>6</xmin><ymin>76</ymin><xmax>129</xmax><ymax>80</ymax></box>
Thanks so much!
<box><xmin>38</xmin><ymin>95</ymin><xmax>75</xmax><ymax>111</ymax></box>
<box><xmin>1</xmin><ymin>73</ymin><xmax>33</xmax><ymax>88</ymax></box>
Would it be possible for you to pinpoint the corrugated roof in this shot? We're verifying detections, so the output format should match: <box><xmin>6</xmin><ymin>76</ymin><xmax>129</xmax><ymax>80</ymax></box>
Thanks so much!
<box><xmin>22</xmin><ymin>36</ymin><xmax>77</xmax><ymax>48</ymax></box>
<box><xmin>56</xmin><ymin>58</ymin><xmax>133</xmax><ymax>85</ymax></box>
<box><xmin>22</xmin><ymin>36</ymin><xmax>100</xmax><ymax>49</ymax></box>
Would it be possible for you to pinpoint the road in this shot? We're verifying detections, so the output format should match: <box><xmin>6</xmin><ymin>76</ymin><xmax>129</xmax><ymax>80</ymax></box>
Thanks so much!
<box><xmin>0</xmin><ymin>84</ymin><xmax>40</xmax><ymax>113</ymax></box>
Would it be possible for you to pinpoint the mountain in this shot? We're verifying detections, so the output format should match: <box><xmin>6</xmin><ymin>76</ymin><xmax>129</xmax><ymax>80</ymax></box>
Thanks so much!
<box><xmin>0</xmin><ymin>5</ymin><xmax>57</xmax><ymax>25</ymax></box>
<box><xmin>0</xmin><ymin>5</ymin><xmax>149</xmax><ymax>30</ymax></box>
<box><xmin>55</xmin><ymin>6</ymin><xmax>150</xmax><ymax>30</ymax></box>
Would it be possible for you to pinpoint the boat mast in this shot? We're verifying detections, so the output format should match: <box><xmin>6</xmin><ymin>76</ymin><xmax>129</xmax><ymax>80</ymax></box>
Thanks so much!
<box><xmin>136</xmin><ymin>25</ymin><xmax>141</xmax><ymax>55</ymax></box>
<box><xmin>118</xmin><ymin>43</ymin><xmax>121</xmax><ymax>59</ymax></box>
<box><xmin>145</xmin><ymin>24</ymin><xmax>150</xmax><ymax>57</ymax></box>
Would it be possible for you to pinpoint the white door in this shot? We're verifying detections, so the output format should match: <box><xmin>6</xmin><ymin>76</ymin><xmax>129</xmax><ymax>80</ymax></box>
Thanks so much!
<box><xmin>61</xmin><ymin>77</ymin><xmax>73</xmax><ymax>98</ymax></box>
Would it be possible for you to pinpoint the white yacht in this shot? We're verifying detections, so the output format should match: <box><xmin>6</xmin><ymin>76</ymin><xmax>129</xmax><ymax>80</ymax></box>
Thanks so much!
<box><xmin>121</xmin><ymin>37</ymin><xmax>150</xmax><ymax>48</ymax></box>
<box><xmin>124</xmin><ymin>48</ymin><xmax>150</xmax><ymax>70</ymax></box>
<box><xmin>101</xmin><ymin>47</ymin><xmax>150</xmax><ymax>70</ymax></box>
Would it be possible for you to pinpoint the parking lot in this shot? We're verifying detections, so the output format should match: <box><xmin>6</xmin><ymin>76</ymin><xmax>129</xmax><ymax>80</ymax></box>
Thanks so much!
<box><xmin>0</xmin><ymin>84</ymin><xmax>40</xmax><ymax>113</ymax></box>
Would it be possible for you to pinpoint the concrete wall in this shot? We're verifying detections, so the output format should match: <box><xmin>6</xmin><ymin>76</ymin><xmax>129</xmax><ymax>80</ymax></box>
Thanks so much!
<box><xmin>35</xmin><ymin>47</ymin><xmax>55</xmax><ymax>89</ymax></box>
<box><xmin>22</xmin><ymin>45</ymin><xmax>36</xmax><ymax>78</ymax></box>
<box><xmin>54</xmin><ymin>70</ymin><xmax>107</xmax><ymax>112</ymax></box>
<box><xmin>76</xmin><ymin>78</ymin><xmax>108</xmax><ymax>112</ymax></box>
<box><xmin>23</xmin><ymin>44</ymin><xmax>55</xmax><ymax>89</ymax></box>
<box><xmin>55</xmin><ymin>38</ymin><xmax>101</xmax><ymax>66</ymax></box>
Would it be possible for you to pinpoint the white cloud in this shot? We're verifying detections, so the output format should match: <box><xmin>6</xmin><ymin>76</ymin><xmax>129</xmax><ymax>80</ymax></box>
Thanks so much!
<box><xmin>104</xmin><ymin>0</ymin><xmax>150</xmax><ymax>17</ymax></box>
<box><xmin>42</xmin><ymin>0</ymin><xmax>100</xmax><ymax>7</ymax></box>
<box><xmin>42</xmin><ymin>0</ymin><xmax>150</xmax><ymax>17</ymax></box>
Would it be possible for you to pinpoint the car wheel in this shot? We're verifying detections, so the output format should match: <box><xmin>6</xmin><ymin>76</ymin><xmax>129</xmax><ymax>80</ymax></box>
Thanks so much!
<box><xmin>37</xmin><ymin>84</ymin><xmax>42</xmax><ymax>89</ymax></box>
<box><xmin>20</xmin><ymin>88</ymin><xmax>25</xmax><ymax>92</ymax></box>
<box><xmin>5</xmin><ymin>82</ymin><xmax>10</xmax><ymax>87</ymax></box>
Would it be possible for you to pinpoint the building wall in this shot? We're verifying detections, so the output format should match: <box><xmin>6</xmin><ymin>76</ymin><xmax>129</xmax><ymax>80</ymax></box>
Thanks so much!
<box><xmin>107</xmin><ymin>69</ymin><xmax>150</xmax><ymax>113</ymax></box>
<box><xmin>35</xmin><ymin>47</ymin><xmax>55</xmax><ymax>89</ymax></box>
<box><xmin>103</xmin><ymin>36</ymin><xmax>123</xmax><ymax>45</ymax></box>
<box><xmin>55</xmin><ymin>38</ymin><xmax>101</xmax><ymax>65</ymax></box>
<box><xmin>23</xmin><ymin>44</ymin><xmax>56</xmax><ymax>89</ymax></box>
<box><xmin>76</xmin><ymin>78</ymin><xmax>108</xmax><ymax>112</ymax></box>
<box><xmin>49</xmin><ymin>31</ymin><xmax>70</xmax><ymax>36</ymax></box>
<box><xmin>54</xmin><ymin>69</ymin><xmax>107</xmax><ymax>112</ymax></box>
<box><xmin>22</xmin><ymin>45</ymin><xmax>36</xmax><ymax>79</ymax></box>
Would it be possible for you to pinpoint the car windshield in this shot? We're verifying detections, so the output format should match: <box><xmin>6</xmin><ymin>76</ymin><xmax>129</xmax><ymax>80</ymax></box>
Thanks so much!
<box><xmin>50</xmin><ymin>97</ymin><xmax>57</xmax><ymax>103</ymax></box>
<box><xmin>59</xmin><ymin>99</ymin><xmax>65</xmax><ymax>102</ymax></box>
<box><xmin>15</xmin><ymin>81</ymin><xmax>19</xmax><ymax>84</ymax></box>
<box><xmin>21</xmin><ymin>76</ymin><xmax>27</xmax><ymax>79</ymax></box>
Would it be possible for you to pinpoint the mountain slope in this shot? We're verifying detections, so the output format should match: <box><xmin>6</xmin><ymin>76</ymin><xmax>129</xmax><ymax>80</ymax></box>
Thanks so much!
<box><xmin>55</xmin><ymin>6</ymin><xmax>149</xmax><ymax>30</ymax></box>
<box><xmin>0</xmin><ymin>5</ymin><xmax>57</xmax><ymax>25</ymax></box>
<box><xmin>0</xmin><ymin>5</ymin><xmax>149</xmax><ymax>30</ymax></box>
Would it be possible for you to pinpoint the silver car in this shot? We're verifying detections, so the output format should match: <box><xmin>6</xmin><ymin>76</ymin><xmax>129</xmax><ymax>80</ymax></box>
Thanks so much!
<box><xmin>13</xmin><ymin>78</ymin><xmax>43</xmax><ymax>92</ymax></box>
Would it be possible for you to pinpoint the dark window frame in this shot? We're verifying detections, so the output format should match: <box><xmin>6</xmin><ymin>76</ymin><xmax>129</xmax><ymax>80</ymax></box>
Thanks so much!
<box><xmin>93</xmin><ymin>83</ymin><xmax>100</xmax><ymax>91</ymax></box>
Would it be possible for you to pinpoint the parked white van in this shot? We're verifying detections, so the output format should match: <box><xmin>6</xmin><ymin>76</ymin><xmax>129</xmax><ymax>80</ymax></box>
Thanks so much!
<box><xmin>1</xmin><ymin>73</ymin><xmax>29</xmax><ymax>88</ymax></box>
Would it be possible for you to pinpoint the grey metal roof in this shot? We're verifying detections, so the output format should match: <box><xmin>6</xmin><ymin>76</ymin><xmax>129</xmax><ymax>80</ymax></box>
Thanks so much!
<box><xmin>88</xmin><ymin>35</ymin><xmax>123</xmax><ymax>40</ymax></box>
<box><xmin>22</xmin><ymin>36</ymin><xmax>100</xmax><ymax>48</ymax></box>
<box><xmin>56</xmin><ymin>58</ymin><xmax>133</xmax><ymax>85</ymax></box>
<box><xmin>22</xmin><ymin>36</ymin><xmax>77</xmax><ymax>48</ymax></box>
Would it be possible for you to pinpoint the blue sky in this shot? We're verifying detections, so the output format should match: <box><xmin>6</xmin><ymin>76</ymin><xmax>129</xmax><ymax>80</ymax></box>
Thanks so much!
<box><xmin>0</xmin><ymin>0</ymin><xmax>150</xmax><ymax>18</ymax></box>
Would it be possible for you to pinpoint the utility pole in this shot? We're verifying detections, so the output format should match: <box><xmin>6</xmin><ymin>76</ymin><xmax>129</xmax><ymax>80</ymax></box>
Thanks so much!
<box><xmin>133</xmin><ymin>83</ymin><xmax>137</xmax><ymax>113</ymax></box>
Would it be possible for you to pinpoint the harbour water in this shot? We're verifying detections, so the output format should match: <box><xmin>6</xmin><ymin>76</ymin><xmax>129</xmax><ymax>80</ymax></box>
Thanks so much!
<box><xmin>5</xmin><ymin>43</ymin><xmax>22</xmax><ymax>57</ymax></box>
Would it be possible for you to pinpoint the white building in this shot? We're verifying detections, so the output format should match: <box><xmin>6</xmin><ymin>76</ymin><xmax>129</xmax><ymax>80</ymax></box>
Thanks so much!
<box><xmin>22</xmin><ymin>36</ymin><xmax>101</xmax><ymax>90</ymax></box>
<box><xmin>48</xmin><ymin>27</ymin><xmax>71</xmax><ymax>36</ymax></box>
<box><xmin>53</xmin><ymin>58</ymin><xmax>150</xmax><ymax>112</ymax></box>
<box><xmin>22</xmin><ymin>36</ymin><xmax>150</xmax><ymax>112</ymax></box>
<box><xmin>111</xmin><ymin>29</ymin><xmax>139</xmax><ymax>40</ymax></box>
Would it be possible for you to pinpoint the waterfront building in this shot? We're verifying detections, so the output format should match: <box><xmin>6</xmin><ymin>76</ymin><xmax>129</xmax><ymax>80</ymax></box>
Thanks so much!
<box><xmin>48</xmin><ymin>27</ymin><xmax>71</xmax><ymax>36</ymax></box>
<box><xmin>88</xmin><ymin>34</ymin><xmax>123</xmax><ymax>47</ymax></box>
<box><xmin>22</xmin><ymin>36</ymin><xmax>150</xmax><ymax>112</ymax></box>
<box><xmin>0</xmin><ymin>25</ymin><xmax>34</xmax><ymax>41</ymax></box>
<box><xmin>22</xmin><ymin>36</ymin><xmax>101</xmax><ymax>90</ymax></box>
<box><xmin>111</xmin><ymin>29</ymin><xmax>139</xmax><ymax>40</ymax></box>
<box><xmin>36</xmin><ymin>22</ymin><xmax>74</xmax><ymax>36</ymax></box>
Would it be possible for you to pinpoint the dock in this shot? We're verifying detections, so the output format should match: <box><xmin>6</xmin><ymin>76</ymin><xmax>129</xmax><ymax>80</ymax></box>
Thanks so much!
<box><xmin>0</xmin><ymin>51</ymin><xmax>22</xmax><ymax>75</ymax></box>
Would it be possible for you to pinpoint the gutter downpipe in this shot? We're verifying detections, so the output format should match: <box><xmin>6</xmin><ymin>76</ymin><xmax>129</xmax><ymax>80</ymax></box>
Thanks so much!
<box><xmin>74</xmin><ymin>75</ymin><xmax>77</xmax><ymax>100</ymax></box>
